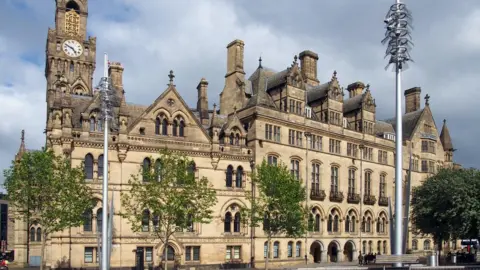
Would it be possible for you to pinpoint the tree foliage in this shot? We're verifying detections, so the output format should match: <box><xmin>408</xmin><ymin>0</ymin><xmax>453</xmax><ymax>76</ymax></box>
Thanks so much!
<box><xmin>411</xmin><ymin>167</ymin><xmax>480</xmax><ymax>247</ymax></box>
<box><xmin>121</xmin><ymin>148</ymin><xmax>217</xmax><ymax>270</ymax></box>
<box><xmin>242</xmin><ymin>159</ymin><xmax>307</xmax><ymax>269</ymax></box>
<box><xmin>3</xmin><ymin>149</ymin><xmax>93</xmax><ymax>270</ymax></box>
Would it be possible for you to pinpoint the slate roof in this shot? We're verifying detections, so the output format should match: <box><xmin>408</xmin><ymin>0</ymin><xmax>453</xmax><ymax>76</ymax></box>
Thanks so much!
<box><xmin>384</xmin><ymin>109</ymin><xmax>424</xmax><ymax>140</ymax></box>
<box><xmin>306</xmin><ymin>82</ymin><xmax>329</xmax><ymax>104</ymax></box>
<box><xmin>440</xmin><ymin>119</ymin><xmax>454</xmax><ymax>151</ymax></box>
<box><xmin>343</xmin><ymin>94</ymin><xmax>364</xmax><ymax>113</ymax></box>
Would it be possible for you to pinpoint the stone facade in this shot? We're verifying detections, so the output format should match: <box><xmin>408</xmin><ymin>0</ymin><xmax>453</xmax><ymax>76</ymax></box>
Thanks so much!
<box><xmin>12</xmin><ymin>0</ymin><xmax>460</xmax><ymax>268</ymax></box>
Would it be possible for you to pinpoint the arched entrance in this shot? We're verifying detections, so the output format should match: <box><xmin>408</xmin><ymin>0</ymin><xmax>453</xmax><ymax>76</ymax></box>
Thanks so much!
<box><xmin>310</xmin><ymin>241</ymin><xmax>323</xmax><ymax>263</ymax></box>
<box><xmin>327</xmin><ymin>241</ymin><xmax>339</xmax><ymax>262</ymax></box>
<box><xmin>343</xmin><ymin>241</ymin><xmax>355</xmax><ymax>262</ymax></box>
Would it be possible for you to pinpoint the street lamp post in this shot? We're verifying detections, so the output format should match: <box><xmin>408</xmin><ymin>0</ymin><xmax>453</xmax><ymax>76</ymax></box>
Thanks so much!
<box><xmin>359</xmin><ymin>144</ymin><xmax>364</xmax><ymax>257</ymax></box>
<box><xmin>249</xmin><ymin>159</ymin><xmax>256</xmax><ymax>269</ymax></box>
<box><xmin>382</xmin><ymin>0</ymin><xmax>413</xmax><ymax>266</ymax></box>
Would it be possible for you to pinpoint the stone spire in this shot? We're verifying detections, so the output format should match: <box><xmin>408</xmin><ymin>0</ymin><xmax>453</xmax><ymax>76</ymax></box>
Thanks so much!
<box><xmin>15</xmin><ymin>129</ymin><xmax>26</xmax><ymax>161</ymax></box>
<box><xmin>440</xmin><ymin>119</ymin><xmax>454</xmax><ymax>151</ymax></box>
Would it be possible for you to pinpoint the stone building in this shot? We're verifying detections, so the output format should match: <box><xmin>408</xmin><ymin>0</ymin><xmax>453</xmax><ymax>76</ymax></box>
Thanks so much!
<box><xmin>12</xmin><ymin>0</ymin><xmax>459</xmax><ymax>268</ymax></box>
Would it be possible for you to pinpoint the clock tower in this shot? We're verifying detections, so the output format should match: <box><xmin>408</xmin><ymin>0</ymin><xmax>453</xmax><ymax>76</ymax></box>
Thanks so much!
<box><xmin>45</xmin><ymin>0</ymin><xmax>96</xmax><ymax>108</ymax></box>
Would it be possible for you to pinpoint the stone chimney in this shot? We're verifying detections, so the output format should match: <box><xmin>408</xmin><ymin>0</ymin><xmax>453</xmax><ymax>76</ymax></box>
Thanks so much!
<box><xmin>225</xmin><ymin>39</ymin><xmax>245</xmax><ymax>77</ymax></box>
<box><xmin>347</xmin><ymin>81</ymin><xmax>365</xmax><ymax>98</ymax></box>
<box><xmin>404</xmin><ymin>87</ymin><xmax>421</xmax><ymax>113</ymax></box>
<box><xmin>197</xmin><ymin>78</ymin><xmax>209</xmax><ymax>125</ymax></box>
<box><xmin>299</xmin><ymin>50</ymin><xmax>319</xmax><ymax>86</ymax></box>
<box><xmin>108</xmin><ymin>62</ymin><xmax>124</xmax><ymax>99</ymax></box>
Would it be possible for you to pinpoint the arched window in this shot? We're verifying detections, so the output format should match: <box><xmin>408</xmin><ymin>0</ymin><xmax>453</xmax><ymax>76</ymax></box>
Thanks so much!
<box><xmin>188</xmin><ymin>161</ymin><xmax>196</xmax><ymax>178</ymax></box>
<box><xmin>186</xmin><ymin>213</ymin><xmax>193</xmax><ymax>232</ymax></box>
<box><xmin>331</xmin><ymin>166</ymin><xmax>339</xmax><ymax>193</ymax></box>
<box><xmin>368</xmin><ymin>241</ymin><xmax>373</xmax><ymax>253</ymax></box>
<box><xmin>327</xmin><ymin>209</ymin><xmax>340</xmax><ymax>233</ymax></box>
<box><xmin>226</xmin><ymin>165</ymin><xmax>233</xmax><ymax>187</ymax></box>
<box><xmin>66</xmin><ymin>0</ymin><xmax>80</xmax><ymax>12</ymax></box>
<box><xmin>264</xmin><ymin>241</ymin><xmax>268</xmax><ymax>258</ymax></box>
<box><xmin>345</xmin><ymin>210</ymin><xmax>356</xmax><ymax>233</ymax></box>
<box><xmin>348</xmin><ymin>168</ymin><xmax>356</xmax><ymax>194</ymax></box>
<box><xmin>412</xmin><ymin>240</ymin><xmax>418</xmax><ymax>251</ymax></box>
<box><xmin>314</xmin><ymin>214</ymin><xmax>321</xmax><ymax>232</ymax></box>
<box><xmin>30</xmin><ymin>227</ymin><xmax>35</xmax><ymax>242</ymax></box>
<box><xmin>155</xmin><ymin>159</ymin><xmax>162</xmax><ymax>181</ymax></box>
<box><xmin>263</xmin><ymin>212</ymin><xmax>270</xmax><ymax>230</ymax></box>
<box><xmin>364</xmin><ymin>171</ymin><xmax>372</xmax><ymax>196</ymax></box>
<box><xmin>84</xmin><ymin>154</ymin><xmax>93</xmax><ymax>179</ymax></box>
<box><xmin>296</xmin><ymin>241</ymin><xmax>301</xmax><ymax>257</ymax></box>
<box><xmin>172</xmin><ymin>120</ymin><xmax>178</xmax><ymax>136</ymax></box>
<box><xmin>224</xmin><ymin>212</ymin><xmax>232</xmax><ymax>233</ymax></box>
<box><xmin>377</xmin><ymin>240</ymin><xmax>382</xmax><ymax>254</ymax></box>
<box><xmin>229</xmin><ymin>133</ymin><xmax>234</xmax><ymax>145</ymax></box>
<box><xmin>83</xmin><ymin>209</ymin><xmax>92</xmax><ymax>231</ymax></box>
<box><xmin>362</xmin><ymin>241</ymin><xmax>366</xmax><ymax>254</ymax></box>
<box><xmin>273</xmin><ymin>241</ymin><xmax>279</xmax><ymax>258</ymax></box>
<box><xmin>379</xmin><ymin>174</ymin><xmax>386</xmax><ymax>197</ymax></box>
<box><xmin>366</xmin><ymin>217</ymin><xmax>372</xmax><ymax>232</ymax></box>
<box><xmin>327</xmin><ymin>215</ymin><xmax>333</xmax><ymax>232</ymax></box>
<box><xmin>142</xmin><ymin>209</ymin><xmax>150</xmax><ymax>232</ymax></box>
<box><xmin>96</xmin><ymin>208</ymin><xmax>102</xmax><ymax>232</ymax></box>
<box><xmin>345</xmin><ymin>216</ymin><xmax>350</xmax><ymax>232</ymax></box>
<box><xmin>90</xmin><ymin>117</ymin><xmax>95</xmax><ymax>132</ymax></box>
<box><xmin>383</xmin><ymin>241</ymin><xmax>387</xmax><ymax>254</ymax></box>
<box><xmin>161</xmin><ymin>118</ymin><xmax>168</xmax><ymax>135</ymax></box>
<box><xmin>167</xmin><ymin>245</ymin><xmax>175</xmax><ymax>261</ymax></box>
<box><xmin>334</xmin><ymin>215</ymin><xmax>339</xmax><ymax>232</ymax></box>
<box><xmin>235</xmin><ymin>166</ymin><xmax>243</xmax><ymax>188</ymax></box>
<box><xmin>98</xmin><ymin>154</ymin><xmax>104</xmax><ymax>178</ymax></box>
<box><xmin>142</xmin><ymin>158</ymin><xmax>151</xmax><ymax>182</ymax></box>
<box><xmin>267</xmin><ymin>155</ymin><xmax>278</xmax><ymax>166</ymax></box>
<box><xmin>352</xmin><ymin>216</ymin><xmax>356</xmax><ymax>232</ymax></box>
<box><xmin>97</xmin><ymin>120</ymin><xmax>103</xmax><ymax>132</ymax></box>
<box><xmin>179</xmin><ymin>120</ymin><xmax>185</xmax><ymax>137</ymax></box>
<box><xmin>233</xmin><ymin>213</ymin><xmax>241</xmax><ymax>232</ymax></box>
<box><xmin>36</xmin><ymin>228</ymin><xmax>42</xmax><ymax>242</ymax></box>
<box><xmin>235</xmin><ymin>134</ymin><xmax>240</xmax><ymax>146</ymax></box>
<box><xmin>155</xmin><ymin>117</ymin><xmax>161</xmax><ymax>135</ymax></box>
<box><xmin>424</xmin><ymin>240</ymin><xmax>431</xmax><ymax>250</ymax></box>
<box><xmin>153</xmin><ymin>214</ymin><xmax>160</xmax><ymax>231</ymax></box>
<box><xmin>290</xmin><ymin>159</ymin><xmax>300</xmax><ymax>180</ymax></box>
<box><xmin>287</xmin><ymin>242</ymin><xmax>293</xmax><ymax>257</ymax></box>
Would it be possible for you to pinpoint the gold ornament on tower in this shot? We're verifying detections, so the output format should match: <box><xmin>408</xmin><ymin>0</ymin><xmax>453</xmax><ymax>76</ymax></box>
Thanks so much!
<box><xmin>65</xmin><ymin>9</ymin><xmax>80</xmax><ymax>37</ymax></box>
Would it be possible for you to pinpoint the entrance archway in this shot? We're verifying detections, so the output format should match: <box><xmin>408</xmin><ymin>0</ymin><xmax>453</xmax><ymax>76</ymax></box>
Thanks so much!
<box><xmin>343</xmin><ymin>241</ymin><xmax>355</xmax><ymax>262</ymax></box>
<box><xmin>310</xmin><ymin>241</ymin><xmax>323</xmax><ymax>263</ymax></box>
<box><xmin>327</xmin><ymin>241</ymin><xmax>339</xmax><ymax>262</ymax></box>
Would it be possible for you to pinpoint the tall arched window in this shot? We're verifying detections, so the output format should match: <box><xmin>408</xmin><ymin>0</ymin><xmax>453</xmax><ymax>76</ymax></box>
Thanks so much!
<box><xmin>273</xmin><ymin>241</ymin><xmax>279</xmax><ymax>258</ymax></box>
<box><xmin>348</xmin><ymin>168</ymin><xmax>356</xmax><ymax>194</ymax></box>
<box><xmin>362</xmin><ymin>241</ymin><xmax>366</xmax><ymax>254</ymax></box>
<box><xmin>233</xmin><ymin>213</ymin><xmax>241</xmax><ymax>233</ymax></box>
<box><xmin>96</xmin><ymin>208</ymin><xmax>102</xmax><ymax>232</ymax></box>
<box><xmin>36</xmin><ymin>228</ymin><xmax>42</xmax><ymax>242</ymax></box>
<box><xmin>90</xmin><ymin>117</ymin><xmax>95</xmax><ymax>132</ymax></box>
<box><xmin>179</xmin><ymin>120</ymin><xmax>185</xmax><ymax>137</ymax></box>
<box><xmin>224</xmin><ymin>212</ymin><xmax>232</xmax><ymax>233</ymax></box>
<box><xmin>142</xmin><ymin>210</ymin><xmax>150</xmax><ymax>232</ymax></box>
<box><xmin>311</xmin><ymin>163</ymin><xmax>320</xmax><ymax>192</ymax></box>
<box><xmin>412</xmin><ymin>240</ymin><xmax>418</xmax><ymax>251</ymax></box>
<box><xmin>226</xmin><ymin>165</ymin><xmax>233</xmax><ymax>187</ymax></box>
<box><xmin>334</xmin><ymin>215</ymin><xmax>339</xmax><ymax>232</ymax></box>
<box><xmin>424</xmin><ymin>240</ymin><xmax>431</xmax><ymax>250</ymax></box>
<box><xmin>345</xmin><ymin>216</ymin><xmax>350</xmax><ymax>232</ymax></box>
<box><xmin>30</xmin><ymin>228</ymin><xmax>35</xmax><ymax>242</ymax></box>
<box><xmin>383</xmin><ymin>241</ymin><xmax>387</xmax><ymax>254</ymax></box>
<box><xmin>366</xmin><ymin>217</ymin><xmax>372</xmax><ymax>232</ymax></box>
<box><xmin>314</xmin><ymin>214</ymin><xmax>320</xmax><ymax>232</ymax></box>
<box><xmin>172</xmin><ymin>120</ymin><xmax>178</xmax><ymax>136</ymax></box>
<box><xmin>155</xmin><ymin>159</ymin><xmax>162</xmax><ymax>181</ymax></box>
<box><xmin>327</xmin><ymin>215</ymin><xmax>333</xmax><ymax>232</ymax></box>
<box><xmin>287</xmin><ymin>241</ymin><xmax>293</xmax><ymax>257</ymax></box>
<box><xmin>167</xmin><ymin>245</ymin><xmax>175</xmax><ymax>261</ymax></box>
<box><xmin>161</xmin><ymin>118</ymin><xmax>168</xmax><ymax>135</ymax></box>
<box><xmin>229</xmin><ymin>133</ymin><xmax>234</xmax><ymax>145</ymax></box>
<box><xmin>97</xmin><ymin>120</ymin><xmax>103</xmax><ymax>132</ymax></box>
<box><xmin>331</xmin><ymin>166</ymin><xmax>339</xmax><ymax>193</ymax></box>
<box><xmin>379</xmin><ymin>174</ymin><xmax>386</xmax><ymax>197</ymax></box>
<box><xmin>83</xmin><ymin>209</ymin><xmax>92</xmax><ymax>232</ymax></box>
<box><xmin>235</xmin><ymin>166</ymin><xmax>243</xmax><ymax>188</ymax></box>
<box><xmin>290</xmin><ymin>159</ymin><xmax>299</xmax><ymax>180</ymax></box>
<box><xmin>235</xmin><ymin>134</ymin><xmax>240</xmax><ymax>146</ymax></box>
<box><xmin>264</xmin><ymin>241</ymin><xmax>268</xmax><ymax>258</ymax></box>
<box><xmin>155</xmin><ymin>117</ymin><xmax>161</xmax><ymax>135</ymax></box>
<box><xmin>142</xmin><ymin>158</ymin><xmax>151</xmax><ymax>182</ymax></box>
<box><xmin>98</xmin><ymin>154</ymin><xmax>104</xmax><ymax>178</ymax></box>
<box><xmin>364</xmin><ymin>171</ymin><xmax>372</xmax><ymax>196</ymax></box>
<box><xmin>377</xmin><ymin>240</ymin><xmax>382</xmax><ymax>254</ymax></box>
<box><xmin>84</xmin><ymin>154</ymin><xmax>94</xmax><ymax>179</ymax></box>
<box><xmin>296</xmin><ymin>241</ymin><xmax>301</xmax><ymax>257</ymax></box>
<box><xmin>188</xmin><ymin>161</ymin><xmax>196</xmax><ymax>178</ymax></box>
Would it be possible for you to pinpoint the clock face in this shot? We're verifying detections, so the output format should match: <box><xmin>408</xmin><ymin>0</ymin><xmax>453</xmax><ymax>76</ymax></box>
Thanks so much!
<box><xmin>62</xmin><ymin>39</ymin><xmax>83</xmax><ymax>57</ymax></box>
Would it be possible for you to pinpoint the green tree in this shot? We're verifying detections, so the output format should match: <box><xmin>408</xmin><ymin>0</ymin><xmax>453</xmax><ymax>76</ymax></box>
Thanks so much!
<box><xmin>3</xmin><ymin>149</ymin><xmax>93</xmax><ymax>270</ymax></box>
<box><xmin>411</xmin><ymin>167</ymin><xmax>480</xmax><ymax>256</ymax></box>
<box><xmin>121</xmin><ymin>149</ymin><xmax>217</xmax><ymax>270</ymax></box>
<box><xmin>242</xmin><ymin>159</ymin><xmax>307</xmax><ymax>270</ymax></box>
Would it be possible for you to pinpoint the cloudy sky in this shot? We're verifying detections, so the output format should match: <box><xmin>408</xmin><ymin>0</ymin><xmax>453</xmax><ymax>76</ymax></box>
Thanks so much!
<box><xmin>0</xmin><ymin>0</ymin><xmax>478</xmax><ymax>184</ymax></box>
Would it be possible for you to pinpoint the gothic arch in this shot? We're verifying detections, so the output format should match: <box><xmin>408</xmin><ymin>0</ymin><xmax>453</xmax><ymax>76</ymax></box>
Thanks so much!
<box><xmin>347</xmin><ymin>165</ymin><xmax>358</xmax><ymax>171</ymax></box>
<box><xmin>328</xmin><ymin>240</ymin><xmax>341</xmax><ymax>249</ymax></box>
<box><xmin>345</xmin><ymin>240</ymin><xmax>357</xmax><ymax>250</ymax></box>
<box><xmin>377</xmin><ymin>210</ymin><xmax>388</xmax><ymax>219</ymax></box>
<box><xmin>152</xmin><ymin>108</ymin><xmax>171</xmax><ymax>120</ymax></box>
<box><xmin>379</xmin><ymin>171</ymin><xmax>388</xmax><ymax>177</ymax></box>
<box><xmin>312</xmin><ymin>240</ymin><xmax>325</xmax><ymax>250</ymax></box>
<box><xmin>327</xmin><ymin>205</ymin><xmax>344</xmax><ymax>218</ymax></box>
<box><xmin>330</xmin><ymin>162</ymin><xmax>341</xmax><ymax>168</ymax></box>
<box><xmin>66</xmin><ymin>0</ymin><xmax>87</xmax><ymax>13</ymax></box>
<box><xmin>309</xmin><ymin>203</ymin><xmax>326</xmax><ymax>217</ymax></box>
<box><xmin>364</xmin><ymin>168</ymin><xmax>374</xmax><ymax>173</ymax></box>
<box><xmin>265</xmin><ymin>152</ymin><xmax>280</xmax><ymax>158</ymax></box>
<box><xmin>310</xmin><ymin>159</ymin><xmax>323</xmax><ymax>165</ymax></box>
<box><xmin>345</xmin><ymin>207</ymin><xmax>360</xmax><ymax>218</ymax></box>
<box><xmin>156</xmin><ymin>240</ymin><xmax>182</xmax><ymax>255</ymax></box>
<box><xmin>289</xmin><ymin>155</ymin><xmax>303</xmax><ymax>161</ymax></box>
<box><xmin>71</xmin><ymin>77</ymin><xmax>89</xmax><ymax>93</ymax></box>
<box><xmin>171</xmin><ymin>110</ymin><xmax>189</xmax><ymax>122</ymax></box>
<box><xmin>219</xmin><ymin>198</ymin><xmax>246</xmax><ymax>215</ymax></box>
<box><xmin>362</xmin><ymin>207</ymin><xmax>375</xmax><ymax>217</ymax></box>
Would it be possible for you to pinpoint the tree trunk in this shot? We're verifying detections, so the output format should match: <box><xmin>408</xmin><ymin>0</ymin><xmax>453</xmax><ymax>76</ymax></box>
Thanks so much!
<box><xmin>164</xmin><ymin>237</ymin><xmax>169</xmax><ymax>270</ymax></box>
<box><xmin>264</xmin><ymin>235</ymin><xmax>271</xmax><ymax>270</ymax></box>
<box><xmin>40</xmin><ymin>232</ymin><xmax>47</xmax><ymax>270</ymax></box>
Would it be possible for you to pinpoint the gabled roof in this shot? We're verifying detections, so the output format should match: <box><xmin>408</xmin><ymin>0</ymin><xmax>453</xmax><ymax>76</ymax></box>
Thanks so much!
<box><xmin>244</xmin><ymin>66</ymin><xmax>277</xmax><ymax>110</ymax></box>
<box><xmin>384</xmin><ymin>108</ymin><xmax>424</xmax><ymax>141</ymax></box>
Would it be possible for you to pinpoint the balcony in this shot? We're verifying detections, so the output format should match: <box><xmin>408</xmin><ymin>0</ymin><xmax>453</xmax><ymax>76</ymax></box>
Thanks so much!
<box><xmin>347</xmin><ymin>192</ymin><xmax>361</xmax><ymax>204</ymax></box>
<box><xmin>310</xmin><ymin>184</ymin><xmax>326</xmax><ymax>201</ymax></box>
<box><xmin>329</xmin><ymin>190</ymin><xmax>344</xmax><ymax>203</ymax></box>
<box><xmin>363</xmin><ymin>194</ymin><xmax>377</xmax><ymax>205</ymax></box>
<box><xmin>379</xmin><ymin>196</ymin><xmax>388</xmax><ymax>206</ymax></box>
